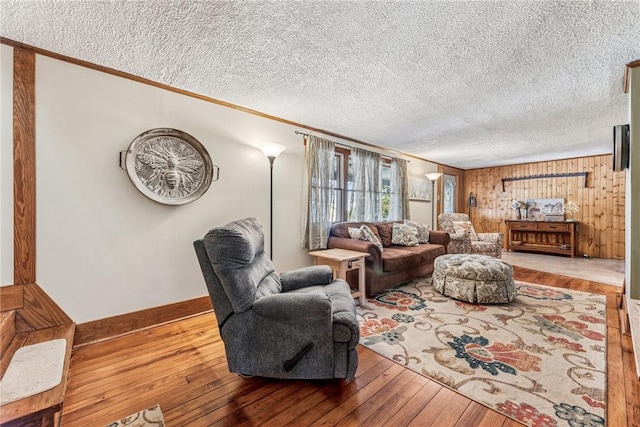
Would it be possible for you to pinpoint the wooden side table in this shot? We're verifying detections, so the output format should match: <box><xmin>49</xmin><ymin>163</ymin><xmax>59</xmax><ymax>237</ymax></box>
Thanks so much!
<box><xmin>309</xmin><ymin>248</ymin><xmax>370</xmax><ymax>307</ymax></box>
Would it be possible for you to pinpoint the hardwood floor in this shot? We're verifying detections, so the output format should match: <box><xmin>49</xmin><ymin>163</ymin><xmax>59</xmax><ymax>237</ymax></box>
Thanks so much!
<box><xmin>61</xmin><ymin>267</ymin><xmax>639</xmax><ymax>426</ymax></box>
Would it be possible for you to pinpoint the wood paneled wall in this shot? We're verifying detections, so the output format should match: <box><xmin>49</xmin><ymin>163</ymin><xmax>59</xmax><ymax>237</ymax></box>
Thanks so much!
<box><xmin>464</xmin><ymin>155</ymin><xmax>625</xmax><ymax>259</ymax></box>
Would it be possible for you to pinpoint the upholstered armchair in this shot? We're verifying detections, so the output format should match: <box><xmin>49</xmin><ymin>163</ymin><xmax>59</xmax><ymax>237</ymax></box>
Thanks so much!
<box><xmin>193</xmin><ymin>217</ymin><xmax>359</xmax><ymax>380</ymax></box>
<box><xmin>438</xmin><ymin>213</ymin><xmax>503</xmax><ymax>258</ymax></box>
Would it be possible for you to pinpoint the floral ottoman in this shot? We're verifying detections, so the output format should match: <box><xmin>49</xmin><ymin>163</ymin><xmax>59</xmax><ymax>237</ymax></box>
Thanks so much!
<box><xmin>433</xmin><ymin>254</ymin><xmax>515</xmax><ymax>303</ymax></box>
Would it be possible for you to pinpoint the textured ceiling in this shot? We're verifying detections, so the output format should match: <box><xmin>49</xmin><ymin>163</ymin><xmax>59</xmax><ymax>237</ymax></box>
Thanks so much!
<box><xmin>1</xmin><ymin>1</ymin><xmax>639</xmax><ymax>169</ymax></box>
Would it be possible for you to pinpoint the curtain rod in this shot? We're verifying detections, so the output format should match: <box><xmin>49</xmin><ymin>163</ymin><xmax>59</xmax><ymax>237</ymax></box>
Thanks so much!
<box><xmin>294</xmin><ymin>130</ymin><xmax>409</xmax><ymax>161</ymax></box>
<box><xmin>295</xmin><ymin>130</ymin><xmax>350</xmax><ymax>150</ymax></box>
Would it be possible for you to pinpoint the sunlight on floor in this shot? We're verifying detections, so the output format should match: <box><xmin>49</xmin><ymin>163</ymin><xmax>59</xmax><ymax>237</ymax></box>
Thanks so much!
<box><xmin>502</xmin><ymin>251</ymin><xmax>625</xmax><ymax>287</ymax></box>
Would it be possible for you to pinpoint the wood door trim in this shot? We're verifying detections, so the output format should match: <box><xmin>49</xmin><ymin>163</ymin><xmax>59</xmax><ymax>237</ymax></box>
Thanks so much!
<box><xmin>624</xmin><ymin>59</ymin><xmax>640</xmax><ymax>94</ymax></box>
<box><xmin>13</xmin><ymin>47</ymin><xmax>36</xmax><ymax>285</ymax></box>
<box><xmin>437</xmin><ymin>165</ymin><xmax>465</xmax><ymax>222</ymax></box>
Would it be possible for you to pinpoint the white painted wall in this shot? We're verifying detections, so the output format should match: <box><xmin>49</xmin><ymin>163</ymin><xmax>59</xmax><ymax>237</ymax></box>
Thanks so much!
<box><xmin>34</xmin><ymin>55</ymin><xmax>303</xmax><ymax>323</ymax></box>
<box><xmin>19</xmin><ymin>54</ymin><xmax>438</xmax><ymax>323</ymax></box>
<box><xmin>1</xmin><ymin>44</ymin><xmax>14</xmax><ymax>286</ymax></box>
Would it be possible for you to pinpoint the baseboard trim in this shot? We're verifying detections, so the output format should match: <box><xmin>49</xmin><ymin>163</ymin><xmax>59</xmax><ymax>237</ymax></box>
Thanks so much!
<box><xmin>73</xmin><ymin>296</ymin><xmax>213</xmax><ymax>348</ymax></box>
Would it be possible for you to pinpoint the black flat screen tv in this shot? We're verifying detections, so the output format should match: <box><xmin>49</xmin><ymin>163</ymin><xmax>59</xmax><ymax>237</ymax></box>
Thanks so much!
<box><xmin>613</xmin><ymin>124</ymin><xmax>630</xmax><ymax>171</ymax></box>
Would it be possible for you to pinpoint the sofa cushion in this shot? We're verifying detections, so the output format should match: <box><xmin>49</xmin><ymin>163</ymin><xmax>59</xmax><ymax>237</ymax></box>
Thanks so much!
<box><xmin>347</xmin><ymin>227</ymin><xmax>362</xmax><ymax>239</ymax></box>
<box><xmin>391</xmin><ymin>223</ymin><xmax>419</xmax><ymax>246</ymax></box>
<box><xmin>345</xmin><ymin>224</ymin><xmax>384</xmax><ymax>253</ymax></box>
<box><xmin>331</xmin><ymin>222</ymin><xmax>383</xmax><ymax>242</ymax></box>
<box><xmin>374</xmin><ymin>222</ymin><xmax>397</xmax><ymax>247</ymax></box>
<box><xmin>381</xmin><ymin>244</ymin><xmax>445</xmax><ymax>272</ymax></box>
<box><xmin>330</xmin><ymin>222</ymin><xmax>357</xmax><ymax>239</ymax></box>
<box><xmin>404</xmin><ymin>219</ymin><xmax>430</xmax><ymax>243</ymax></box>
<box><xmin>359</xmin><ymin>225</ymin><xmax>384</xmax><ymax>253</ymax></box>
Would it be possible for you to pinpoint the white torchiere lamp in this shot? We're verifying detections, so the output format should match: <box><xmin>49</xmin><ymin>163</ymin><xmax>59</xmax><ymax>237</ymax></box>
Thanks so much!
<box><xmin>260</xmin><ymin>143</ymin><xmax>286</xmax><ymax>260</ymax></box>
<box><xmin>425</xmin><ymin>172</ymin><xmax>443</xmax><ymax>230</ymax></box>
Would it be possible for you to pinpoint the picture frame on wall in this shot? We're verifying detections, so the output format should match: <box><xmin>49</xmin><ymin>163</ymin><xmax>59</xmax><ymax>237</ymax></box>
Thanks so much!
<box><xmin>408</xmin><ymin>179</ymin><xmax>431</xmax><ymax>202</ymax></box>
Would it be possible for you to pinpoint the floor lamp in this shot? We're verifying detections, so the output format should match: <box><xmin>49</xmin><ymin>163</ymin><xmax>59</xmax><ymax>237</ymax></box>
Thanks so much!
<box><xmin>425</xmin><ymin>172</ymin><xmax>442</xmax><ymax>230</ymax></box>
<box><xmin>260</xmin><ymin>143</ymin><xmax>286</xmax><ymax>260</ymax></box>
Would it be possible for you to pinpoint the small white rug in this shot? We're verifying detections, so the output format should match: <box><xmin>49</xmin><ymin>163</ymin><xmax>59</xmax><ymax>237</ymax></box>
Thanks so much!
<box><xmin>0</xmin><ymin>338</ymin><xmax>66</xmax><ymax>404</ymax></box>
<box><xmin>106</xmin><ymin>404</ymin><xmax>165</xmax><ymax>427</ymax></box>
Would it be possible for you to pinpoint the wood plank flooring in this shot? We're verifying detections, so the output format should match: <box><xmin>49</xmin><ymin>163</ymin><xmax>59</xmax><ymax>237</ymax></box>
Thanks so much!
<box><xmin>61</xmin><ymin>267</ymin><xmax>640</xmax><ymax>426</ymax></box>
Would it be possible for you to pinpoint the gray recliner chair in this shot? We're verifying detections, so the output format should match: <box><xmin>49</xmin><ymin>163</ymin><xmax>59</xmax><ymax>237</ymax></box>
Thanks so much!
<box><xmin>193</xmin><ymin>217</ymin><xmax>359</xmax><ymax>380</ymax></box>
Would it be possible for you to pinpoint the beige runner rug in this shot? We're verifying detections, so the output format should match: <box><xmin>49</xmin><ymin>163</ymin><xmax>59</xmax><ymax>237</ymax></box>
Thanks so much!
<box><xmin>357</xmin><ymin>278</ymin><xmax>606</xmax><ymax>427</ymax></box>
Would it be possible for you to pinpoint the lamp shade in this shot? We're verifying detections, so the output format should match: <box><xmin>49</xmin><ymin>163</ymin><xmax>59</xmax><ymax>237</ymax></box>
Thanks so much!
<box><xmin>468</xmin><ymin>192</ymin><xmax>477</xmax><ymax>207</ymax></box>
<box><xmin>260</xmin><ymin>143</ymin><xmax>286</xmax><ymax>159</ymax></box>
<box><xmin>425</xmin><ymin>172</ymin><xmax>442</xmax><ymax>182</ymax></box>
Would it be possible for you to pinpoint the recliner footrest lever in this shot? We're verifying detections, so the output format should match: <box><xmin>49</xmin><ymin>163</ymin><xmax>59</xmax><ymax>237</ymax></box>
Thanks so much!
<box><xmin>283</xmin><ymin>342</ymin><xmax>314</xmax><ymax>372</ymax></box>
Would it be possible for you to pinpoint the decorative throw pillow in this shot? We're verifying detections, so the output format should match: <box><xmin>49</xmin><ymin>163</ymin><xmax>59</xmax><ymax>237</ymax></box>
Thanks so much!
<box><xmin>392</xmin><ymin>223</ymin><xmax>420</xmax><ymax>246</ymax></box>
<box><xmin>358</xmin><ymin>224</ymin><xmax>384</xmax><ymax>253</ymax></box>
<box><xmin>404</xmin><ymin>219</ymin><xmax>430</xmax><ymax>243</ymax></box>
<box><xmin>452</xmin><ymin>220</ymin><xmax>479</xmax><ymax>241</ymax></box>
<box><xmin>348</xmin><ymin>227</ymin><xmax>363</xmax><ymax>240</ymax></box>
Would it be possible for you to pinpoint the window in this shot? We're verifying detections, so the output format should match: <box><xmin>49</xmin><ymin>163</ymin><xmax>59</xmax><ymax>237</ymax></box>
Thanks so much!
<box><xmin>330</xmin><ymin>148</ymin><xmax>391</xmax><ymax>222</ymax></box>
<box><xmin>303</xmin><ymin>135</ymin><xmax>408</xmax><ymax>249</ymax></box>
<box><xmin>381</xmin><ymin>162</ymin><xmax>391</xmax><ymax>220</ymax></box>
<box><xmin>329</xmin><ymin>151</ymin><xmax>345</xmax><ymax>223</ymax></box>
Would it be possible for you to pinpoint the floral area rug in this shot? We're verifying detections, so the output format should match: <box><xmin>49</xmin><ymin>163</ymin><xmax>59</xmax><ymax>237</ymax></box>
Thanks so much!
<box><xmin>357</xmin><ymin>278</ymin><xmax>607</xmax><ymax>427</ymax></box>
<box><xmin>105</xmin><ymin>404</ymin><xmax>165</xmax><ymax>427</ymax></box>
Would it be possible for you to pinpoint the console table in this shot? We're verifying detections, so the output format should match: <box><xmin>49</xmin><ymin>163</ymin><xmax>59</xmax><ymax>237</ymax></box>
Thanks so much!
<box><xmin>505</xmin><ymin>220</ymin><xmax>578</xmax><ymax>258</ymax></box>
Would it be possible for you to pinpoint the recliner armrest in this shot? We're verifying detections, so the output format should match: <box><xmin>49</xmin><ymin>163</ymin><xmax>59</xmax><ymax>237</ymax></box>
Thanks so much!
<box><xmin>428</xmin><ymin>230</ymin><xmax>451</xmax><ymax>246</ymax></box>
<box><xmin>253</xmin><ymin>292</ymin><xmax>331</xmax><ymax>322</ymax></box>
<box><xmin>448</xmin><ymin>231</ymin><xmax>472</xmax><ymax>243</ymax></box>
<box><xmin>327</xmin><ymin>236</ymin><xmax>382</xmax><ymax>266</ymax></box>
<box><xmin>477</xmin><ymin>232</ymin><xmax>503</xmax><ymax>245</ymax></box>
<box><xmin>280</xmin><ymin>265</ymin><xmax>333</xmax><ymax>292</ymax></box>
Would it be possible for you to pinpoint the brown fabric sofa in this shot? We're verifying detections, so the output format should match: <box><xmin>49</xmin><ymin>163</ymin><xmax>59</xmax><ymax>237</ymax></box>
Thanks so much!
<box><xmin>327</xmin><ymin>221</ymin><xmax>450</xmax><ymax>296</ymax></box>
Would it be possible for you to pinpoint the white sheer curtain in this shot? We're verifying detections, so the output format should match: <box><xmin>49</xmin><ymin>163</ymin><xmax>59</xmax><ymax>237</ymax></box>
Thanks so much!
<box><xmin>347</xmin><ymin>148</ymin><xmax>381</xmax><ymax>222</ymax></box>
<box><xmin>388</xmin><ymin>157</ymin><xmax>410</xmax><ymax>220</ymax></box>
<box><xmin>301</xmin><ymin>136</ymin><xmax>336</xmax><ymax>250</ymax></box>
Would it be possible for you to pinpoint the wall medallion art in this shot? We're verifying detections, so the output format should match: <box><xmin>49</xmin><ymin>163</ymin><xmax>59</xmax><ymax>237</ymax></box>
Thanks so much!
<box><xmin>120</xmin><ymin>128</ymin><xmax>218</xmax><ymax>205</ymax></box>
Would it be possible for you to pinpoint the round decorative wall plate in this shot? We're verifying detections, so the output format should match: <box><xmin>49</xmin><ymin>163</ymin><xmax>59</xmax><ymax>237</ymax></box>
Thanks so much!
<box><xmin>123</xmin><ymin>128</ymin><xmax>216</xmax><ymax>205</ymax></box>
